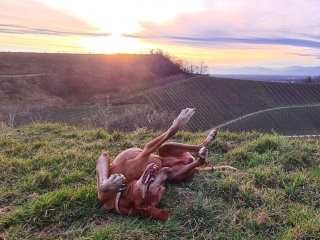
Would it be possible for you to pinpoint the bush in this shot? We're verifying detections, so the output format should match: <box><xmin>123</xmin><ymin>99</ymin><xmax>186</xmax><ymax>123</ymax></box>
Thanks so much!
<box><xmin>105</xmin><ymin>108</ymin><xmax>175</xmax><ymax>132</ymax></box>
<box><xmin>84</xmin><ymin>106</ymin><xmax>176</xmax><ymax>132</ymax></box>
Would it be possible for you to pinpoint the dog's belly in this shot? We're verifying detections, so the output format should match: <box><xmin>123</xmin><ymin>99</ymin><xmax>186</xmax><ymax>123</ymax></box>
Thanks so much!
<box><xmin>109</xmin><ymin>148</ymin><xmax>163</xmax><ymax>182</ymax></box>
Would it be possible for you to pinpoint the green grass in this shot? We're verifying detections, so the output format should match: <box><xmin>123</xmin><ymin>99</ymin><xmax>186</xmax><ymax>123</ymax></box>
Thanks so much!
<box><xmin>1</xmin><ymin>123</ymin><xmax>320</xmax><ymax>239</ymax></box>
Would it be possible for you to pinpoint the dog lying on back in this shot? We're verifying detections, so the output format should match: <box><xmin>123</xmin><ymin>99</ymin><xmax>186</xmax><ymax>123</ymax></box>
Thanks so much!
<box><xmin>96</xmin><ymin>108</ymin><xmax>237</xmax><ymax>221</ymax></box>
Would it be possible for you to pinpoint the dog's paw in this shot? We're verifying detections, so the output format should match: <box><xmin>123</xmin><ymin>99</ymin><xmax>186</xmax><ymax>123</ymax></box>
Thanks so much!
<box><xmin>207</xmin><ymin>129</ymin><xmax>217</xmax><ymax>141</ymax></box>
<box><xmin>172</xmin><ymin>108</ymin><xmax>195</xmax><ymax>128</ymax></box>
<box><xmin>109</xmin><ymin>173</ymin><xmax>126</xmax><ymax>183</ymax></box>
<box><xmin>199</xmin><ymin>147</ymin><xmax>208</xmax><ymax>159</ymax></box>
<box><xmin>100</xmin><ymin>174</ymin><xmax>126</xmax><ymax>191</ymax></box>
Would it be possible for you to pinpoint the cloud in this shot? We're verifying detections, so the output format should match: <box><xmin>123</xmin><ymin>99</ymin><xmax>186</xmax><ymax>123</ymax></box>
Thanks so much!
<box><xmin>0</xmin><ymin>0</ymin><xmax>98</xmax><ymax>33</ymax></box>
<box><xmin>135</xmin><ymin>0</ymin><xmax>320</xmax><ymax>51</ymax></box>
<box><xmin>288</xmin><ymin>51</ymin><xmax>320</xmax><ymax>60</ymax></box>
<box><xmin>122</xmin><ymin>33</ymin><xmax>320</xmax><ymax>50</ymax></box>
<box><xmin>0</xmin><ymin>24</ymin><xmax>111</xmax><ymax>37</ymax></box>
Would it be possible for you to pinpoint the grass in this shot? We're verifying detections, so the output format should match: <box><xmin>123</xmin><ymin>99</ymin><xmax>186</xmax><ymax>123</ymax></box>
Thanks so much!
<box><xmin>1</xmin><ymin>123</ymin><xmax>320</xmax><ymax>239</ymax></box>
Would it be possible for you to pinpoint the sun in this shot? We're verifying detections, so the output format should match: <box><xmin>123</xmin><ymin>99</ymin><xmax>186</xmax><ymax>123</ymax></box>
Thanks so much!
<box><xmin>77</xmin><ymin>12</ymin><xmax>147</xmax><ymax>53</ymax></box>
<box><xmin>37</xmin><ymin>0</ymin><xmax>203</xmax><ymax>53</ymax></box>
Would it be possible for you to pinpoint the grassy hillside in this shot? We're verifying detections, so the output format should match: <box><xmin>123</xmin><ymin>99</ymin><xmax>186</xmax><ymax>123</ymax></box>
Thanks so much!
<box><xmin>1</xmin><ymin>123</ymin><xmax>320</xmax><ymax>239</ymax></box>
<box><xmin>2</xmin><ymin>53</ymin><xmax>320</xmax><ymax>135</ymax></box>
<box><xmin>0</xmin><ymin>52</ymin><xmax>188</xmax><ymax>107</ymax></box>
<box><xmin>143</xmin><ymin>76</ymin><xmax>320</xmax><ymax>133</ymax></box>
<box><xmin>13</xmin><ymin>103</ymin><xmax>150</xmax><ymax>127</ymax></box>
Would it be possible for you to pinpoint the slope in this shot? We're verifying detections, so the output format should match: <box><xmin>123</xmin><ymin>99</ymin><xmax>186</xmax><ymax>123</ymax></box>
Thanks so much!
<box><xmin>218</xmin><ymin>104</ymin><xmax>320</xmax><ymax>135</ymax></box>
<box><xmin>143</xmin><ymin>76</ymin><xmax>320</xmax><ymax>131</ymax></box>
<box><xmin>0</xmin><ymin>52</ymin><xmax>188</xmax><ymax>108</ymax></box>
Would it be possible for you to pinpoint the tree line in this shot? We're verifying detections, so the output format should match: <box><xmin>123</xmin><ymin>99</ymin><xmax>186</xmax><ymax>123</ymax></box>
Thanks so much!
<box><xmin>301</xmin><ymin>76</ymin><xmax>320</xmax><ymax>83</ymax></box>
<box><xmin>149</xmin><ymin>48</ymin><xmax>209</xmax><ymax>75</ymax></box>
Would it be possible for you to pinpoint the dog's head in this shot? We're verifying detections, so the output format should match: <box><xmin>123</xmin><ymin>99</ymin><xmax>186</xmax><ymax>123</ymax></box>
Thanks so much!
<box><xmin>133</xmin><ymin>163</ymin><xmax>172</xmax><ymax>221</ymax></box>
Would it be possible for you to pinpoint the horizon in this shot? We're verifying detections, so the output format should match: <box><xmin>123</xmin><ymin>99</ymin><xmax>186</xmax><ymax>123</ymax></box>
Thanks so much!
<box><xmin>1</xmin><ymin>0</ymin><xmax>320</xmax><ymax>70</ymax></box>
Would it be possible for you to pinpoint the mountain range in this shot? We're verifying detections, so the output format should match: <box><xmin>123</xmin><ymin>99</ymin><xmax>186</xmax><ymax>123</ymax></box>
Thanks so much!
<box><xmin>210</xmin><ymin>66</ymin><xmax>320</xmax><ymax>75</ymax></box>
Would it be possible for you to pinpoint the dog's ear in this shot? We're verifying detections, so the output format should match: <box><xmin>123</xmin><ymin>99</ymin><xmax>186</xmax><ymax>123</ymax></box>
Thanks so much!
<box><xmin>141</xmin><ymin>207</ymin><xmax>169</xmax><ymax>222</ymax></box>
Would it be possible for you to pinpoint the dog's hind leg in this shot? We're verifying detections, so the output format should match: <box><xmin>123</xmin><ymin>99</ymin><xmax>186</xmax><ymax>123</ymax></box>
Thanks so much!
<box><xmin>138</xmin><ymin>108</ymin><xmax>195</xmax><ymax>159</ymax></box>
<box><xmin>167</xmin><ymin>147</ymin><xmax>208</xmax><ymax>181</ymax></box>
<box><xmin>200</xmin><ymin>129</ymin><xmax>218</xmax><ymax>148</ymax></box>
<box><xmin>158</xmin><ymin>129</ymin><xmax>217</xmax><ymax>158</ymax></box>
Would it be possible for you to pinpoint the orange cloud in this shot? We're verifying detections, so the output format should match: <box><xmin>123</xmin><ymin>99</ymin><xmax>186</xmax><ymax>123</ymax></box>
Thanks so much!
<box><xmin>0</xmin><ymin>0</ymin><xmax>98</xmax><ymax>33</ymax></box>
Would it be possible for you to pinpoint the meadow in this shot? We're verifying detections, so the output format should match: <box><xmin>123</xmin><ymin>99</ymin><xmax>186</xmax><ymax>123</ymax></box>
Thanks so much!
<box><xmin>1</xmin><ymin>123</ymin><xmax>320</xmax><ymax>239</ymax></box>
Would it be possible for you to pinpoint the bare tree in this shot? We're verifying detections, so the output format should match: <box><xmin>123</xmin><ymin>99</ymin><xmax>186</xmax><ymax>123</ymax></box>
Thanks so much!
<box><xmin>155</xmin><ymin>48</ymin><xmax>164</xmax><ymax>55</ymax></box>
<box><xmin>148</xmin><ymin>48</ymin><xmax>209</xmax><ymax>75</ymax></box>
<box><xmin>301</xmin><ymin>76</ymin><xmax>320</xmax><ymax>83</ymax></box>
<box><xmin>2</xmin><ymin>106</ymin><xmax>19</xmax><ymax>127</ymax></box>
<box><xmin>27</xmin><ymin>105</ymin><xmax>51</xmax><ymax>123</ymax></box>
<box><xmin>84</xmin><ymin>96</ymin><xmax>112</xmax><ymax>129</ymax></box>
<box><xmin>187</xmin><ymin>61</ymin><xmax>197</xmax><ymax>74</ymax></box>
<box><xmin>0</xmin><ymin>112</ymin><xmax>7</xmax><ymax>129</ymax></box>
<box><xmin>197</xmin><ymin>60</ymin><xmax>209</xmax><ymax>75</ymax></box>
<box><xmin>176</xmin><ymin>58</ymin><xmax>190</xmax><ymax>72</ymax></box>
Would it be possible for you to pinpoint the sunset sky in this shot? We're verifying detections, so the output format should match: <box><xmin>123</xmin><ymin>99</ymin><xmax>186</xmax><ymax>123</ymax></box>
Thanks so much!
<box><xmin>1</xmin><ymin>0</ymin><xmax>320</xmax><ymax>69</ymax></box>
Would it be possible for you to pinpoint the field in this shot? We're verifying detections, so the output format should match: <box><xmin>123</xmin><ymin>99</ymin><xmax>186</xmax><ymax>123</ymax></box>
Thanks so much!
<box><xmin>1</xmin><ymin>123</ymin><xmax>320</xmax><ymax>239</ymax></box>
<box><xmin>219</xmin><ymin>105</ymin><xmax>320</xmax><ymax>135</ymax></box>
<box><xmin>142</xmin><ymin>76</ymin><xmax>320</xmax><ymax>134</ymax></box>
<box><xmin>14</xmin><ymin>104</ymin><xmax>149</xmax><ymax>126</ymax></box>
<box><xmin>7</xmin><ymin>75</ymin><xmax>320</xmax><ymax>135</ymax></box>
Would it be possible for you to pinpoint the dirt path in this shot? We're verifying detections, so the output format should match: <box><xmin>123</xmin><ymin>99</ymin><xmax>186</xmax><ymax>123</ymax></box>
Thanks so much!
<box><xmin>284</xmin><ymin>135</ymin><xmax>320</xmax><ymax>138</ymax></box>
<box><xmin>0</xmin><ymin>73</ymin><xmax>56</xmax><ymax>78</ymax></box>
<box><xmin>205</xmin><ymin>103</ymin><xmax>320</xmax><ymax>133</ymax></box>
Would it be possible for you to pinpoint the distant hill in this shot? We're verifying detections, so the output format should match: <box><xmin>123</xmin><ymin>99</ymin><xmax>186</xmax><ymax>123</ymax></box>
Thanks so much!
<box><xmin>210</xmin><ymin>66</ymin><xmax>320</xmax><ymax>75</ymax></box>
<box><xmin>2</xmin><ymin>53</ymin><xmax>320</xmax><ymax>135</ymax></box>
<box><xmin>0</xmin><ymin>52</ymin><xmax>189</xmax><ymax>108</ymax></box>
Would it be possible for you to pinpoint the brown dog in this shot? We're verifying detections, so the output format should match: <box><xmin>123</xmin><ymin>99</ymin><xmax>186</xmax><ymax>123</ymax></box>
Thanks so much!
<box><xmin>96</xmin><ymin>108</ymin><xmax>236</xmax><ymax>221</ymax></box>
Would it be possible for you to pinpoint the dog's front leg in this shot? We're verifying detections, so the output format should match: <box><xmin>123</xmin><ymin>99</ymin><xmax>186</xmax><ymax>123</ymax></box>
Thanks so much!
<box><xmin>96</xmin><ymin>152</ymin><xmax>126</xmax><ymax>191</ymax></box>
<box><xmin>99</xmin><ymin>174</ymin><xmax>126</xmax><ymax>191</ymax></box>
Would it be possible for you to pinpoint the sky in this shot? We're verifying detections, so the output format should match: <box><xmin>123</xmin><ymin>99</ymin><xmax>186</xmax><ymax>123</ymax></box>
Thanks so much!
<box><xmin>1</xmin><ymin>0</ymin><xmax>320</xmax><ymax>69</ymax></box>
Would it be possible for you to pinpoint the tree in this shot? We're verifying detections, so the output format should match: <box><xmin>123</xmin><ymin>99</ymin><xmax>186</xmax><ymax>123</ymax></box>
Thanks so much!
<box><xmin>2</xmin><ymin>106</ymin><xmax>19</xmax><ymax>127</ymax></box>
<box><xmin>148</xmin><ymin>48</ymin><xmax>209</xmax><ymax>75</ymax></box>
<box><xmin>301</xmin><ymin>76</ymin><xmax>320</xmax><ymax>83</ymax></box>
<box><xmin>27</xmin><ymin>105</ymin><xmax>51</xmax><ymax>123</ymax></box>
<box><xmin>197</xmin><ymin>60</ymin><xmax>209</xmax><ymax>75</ymax></box>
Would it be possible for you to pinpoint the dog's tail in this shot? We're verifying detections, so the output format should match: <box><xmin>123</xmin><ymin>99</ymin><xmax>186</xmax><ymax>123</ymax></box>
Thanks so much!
<box><xmin>197</xmin><ymin>166</ymin><xmax>238</xmax><ymax>172</ymax></box>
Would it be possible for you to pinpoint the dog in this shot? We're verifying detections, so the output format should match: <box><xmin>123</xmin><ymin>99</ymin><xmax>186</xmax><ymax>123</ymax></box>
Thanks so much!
<box><xmin>96</xmin><ymin>108</ymin><xmax>237</xmax><ymax>221</ymax></box>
